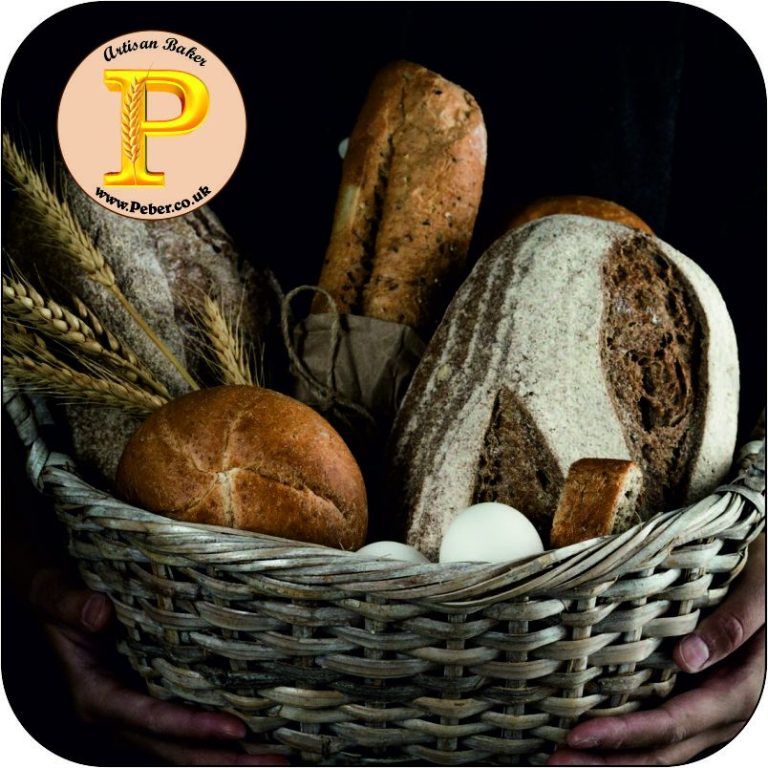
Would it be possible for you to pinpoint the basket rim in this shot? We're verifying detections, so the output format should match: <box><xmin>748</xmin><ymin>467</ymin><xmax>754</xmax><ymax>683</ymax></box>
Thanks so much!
<box><xmin>5</xmin><ymin>387</ymin><xmax>766</xmax><ymax>606</ymax></box>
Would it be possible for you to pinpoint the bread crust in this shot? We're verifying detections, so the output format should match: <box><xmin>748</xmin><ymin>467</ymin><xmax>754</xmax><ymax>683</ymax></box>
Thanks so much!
<box><xmin>315</xmin><ymin>60</ymin><xmax>486</xmax><ymax>334</ymax></box>
<box><xmin>116</xmin><ymin>386</ymin><xmax>367</xmax><ymax>549</ymax></box>
<box><xmin>507</xmin><ymin>195</ymin><xmax>653</xmax><ymax>234</ymax></box>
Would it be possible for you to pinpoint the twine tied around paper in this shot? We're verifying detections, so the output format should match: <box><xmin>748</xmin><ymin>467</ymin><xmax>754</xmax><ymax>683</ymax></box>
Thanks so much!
<box><xmin>280</xmin><ymin>285</ymin><xmax>377</xmax><ymax>440</ymax></box>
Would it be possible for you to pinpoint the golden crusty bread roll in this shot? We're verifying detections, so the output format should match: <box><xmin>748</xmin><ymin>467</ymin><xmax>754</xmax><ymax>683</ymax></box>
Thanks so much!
<box><xmin>116</xmin><ymin>386</ymin><xmax>367</xmax><ymax>549</ymax></box>
<box><xmin>507</xmin><ymin>194</ymin><xmax>653</xmax><ymax>234</ymax></box>
<box><xmin>313</xmin><ymin>60</ymin><xmax>487</xmax><ymax>335</ymax></box>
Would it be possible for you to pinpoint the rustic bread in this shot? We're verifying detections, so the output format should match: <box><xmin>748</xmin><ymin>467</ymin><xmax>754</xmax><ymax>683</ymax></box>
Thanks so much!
<box><xmin>116</xmin><ymin>386</ymin><xmax>367</xmax><ymax>550</ymax></box>
<box><xmin>507</xmin><ymin>195</ymin><xmax>653</xmax><ymax>234</ymax></box>
<box><xmin>143</xmin><ymin>205</ymin><xmax>283</xmax><ymax>382</ymax></box>
<box><xmin>388</xmin><ymin>215</ymin><xmax>739</xmax><ymax>558</ymax></box>
<box><xmin>313</xmin><ymin>60</ymin><xmax>486</xmax><ymax>335</ymax></box>
<box><xmin>8</xmin><ymin>178</ymin><xmax>281</xmax><ymax>483</ymax></box>
<box><xmin>550</xmin><ymin>459</ymin><xmax>643</xmax><ymax>548</ymax></box>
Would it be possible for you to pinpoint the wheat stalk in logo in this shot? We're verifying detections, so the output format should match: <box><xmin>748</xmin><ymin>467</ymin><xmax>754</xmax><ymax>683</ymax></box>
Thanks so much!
<box><xmin>121</xmin><ymin>77</ymin><xmax>145</xmax><ymax>183</ymax></box>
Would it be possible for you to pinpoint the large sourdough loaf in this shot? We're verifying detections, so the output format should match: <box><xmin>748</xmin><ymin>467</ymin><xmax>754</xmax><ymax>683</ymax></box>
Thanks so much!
<box><xmin>388</xmin><ymin>215</ymin><xmax>739</xmax><ymax>559</ymax></box>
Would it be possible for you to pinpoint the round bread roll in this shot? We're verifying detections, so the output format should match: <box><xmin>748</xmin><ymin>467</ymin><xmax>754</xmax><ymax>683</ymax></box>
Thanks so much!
<box><xmin>507</xmin><ymin>194</ymin><xmax>653</xmax><ymax>234</ymax></box>
<box><xmin>116</xmin><ymin>386</ymin><xmax>367</xmax><ymax>549</ymax></box>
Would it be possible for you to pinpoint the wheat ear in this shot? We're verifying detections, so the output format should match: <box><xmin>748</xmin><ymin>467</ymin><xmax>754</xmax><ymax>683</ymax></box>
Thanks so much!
<box><xmin>122</xmin><ymin>77</ymin><xmax>144</xmax><ymax>182</ymax></box>
<box><xmin>197</xmin><ymin>295</ymin><xmax>257</xmax><ymax>386</ymax></box>
<box><xmin>1</xmin><ymin>132</ymin><xmax>199</xmax><ymax>391</ymax></box>
<box><xmin>2</xmin><ymin>275</ymin><xmax>170</xmax><ymax>398</ymax></box>
<box><xmin>3</xmin><ymin>328</ymin><xmax>166</xmax><ymax>415</ymax></box>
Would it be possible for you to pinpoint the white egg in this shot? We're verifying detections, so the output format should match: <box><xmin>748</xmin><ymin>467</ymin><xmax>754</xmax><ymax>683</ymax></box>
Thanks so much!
<box><xmin>356</xmin><ymin>540</ymin><xmax>429</xmax><ymax>563</ymax></box>
<box><xmin>439</xmin><ymin>502</ymin><xmax>544</xmax><ymax>564</ymax></box>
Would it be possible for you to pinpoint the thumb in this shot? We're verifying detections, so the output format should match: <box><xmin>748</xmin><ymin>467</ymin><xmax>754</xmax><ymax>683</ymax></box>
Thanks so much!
<box><xmin>675</xmin><ymin>535</ymin><xmax>765</xmax><ymax>672</ymax></box>
<box><xmin>28</xmin><ymin>568</ymin><xmax>113</xmax><ymax>633</ymax></box>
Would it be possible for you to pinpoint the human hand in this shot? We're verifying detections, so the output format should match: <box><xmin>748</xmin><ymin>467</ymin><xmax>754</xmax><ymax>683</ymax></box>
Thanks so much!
<box><xmin>548</xmin><ymin>535</ymin><xmax>765</xmax><ymax>765</ymax></box>
<box><xmin>29</xmin><ymin>568</ymin><xmax>290</xmax><ymax>766</ymax></box>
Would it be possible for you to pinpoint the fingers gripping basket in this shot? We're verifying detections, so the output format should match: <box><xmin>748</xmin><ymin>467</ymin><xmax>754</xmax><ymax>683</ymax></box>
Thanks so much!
<box><xmin>7</xmin><ymin>390</ymin><xmax>766</xmax><ymax>766</ymax></box>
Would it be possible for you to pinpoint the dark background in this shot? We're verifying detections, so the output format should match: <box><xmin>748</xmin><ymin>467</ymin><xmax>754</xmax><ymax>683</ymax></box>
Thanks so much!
<box><xmin>2</xmin><ymin>3</ymin><xmax>766</xmax><ymax>765</ymax></box>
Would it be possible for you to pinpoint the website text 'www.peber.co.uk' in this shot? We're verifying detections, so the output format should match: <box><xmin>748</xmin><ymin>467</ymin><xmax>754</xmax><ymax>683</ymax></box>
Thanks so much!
<box><xmin>94</xmin><ymin>185</ymin><xmax>212</xmax><ymax>215</ymax></box>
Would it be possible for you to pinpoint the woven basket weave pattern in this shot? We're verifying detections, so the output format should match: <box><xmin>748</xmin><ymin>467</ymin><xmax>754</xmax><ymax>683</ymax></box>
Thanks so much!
<box><xmin>6</xmin><ymin>389</ymin><xmax>765</xmax><ymax>765</ymax></box>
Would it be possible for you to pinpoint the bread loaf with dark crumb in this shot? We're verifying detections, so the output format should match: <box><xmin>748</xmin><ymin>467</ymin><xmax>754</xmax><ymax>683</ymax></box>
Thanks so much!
<box><xmin>313</xmin><ymin>60</ymin><xmax>486</xmax><ymax>335</ymax></box>
<box><xmin>389</xmin><ymin>215</ymin><xmax>739</xmax><ymax>559</ymax></box>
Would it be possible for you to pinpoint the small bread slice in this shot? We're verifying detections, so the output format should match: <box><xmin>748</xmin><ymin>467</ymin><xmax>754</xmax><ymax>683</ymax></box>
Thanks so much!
<box><xmin>550</xmin><ymin>458</ymin><xmax>643</xmax><ymax>548</ymax></box>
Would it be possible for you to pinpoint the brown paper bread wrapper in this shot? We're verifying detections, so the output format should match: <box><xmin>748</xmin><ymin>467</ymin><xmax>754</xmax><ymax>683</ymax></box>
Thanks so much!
<box><xmin>284</xmin><ymin>289</ymin><xmax>425</xmax><ymax>538</ymax></box>
<box><xmin>289</xmin><ymin>313</ymin><xmax>424</xmax><ymax>451</ymax></box>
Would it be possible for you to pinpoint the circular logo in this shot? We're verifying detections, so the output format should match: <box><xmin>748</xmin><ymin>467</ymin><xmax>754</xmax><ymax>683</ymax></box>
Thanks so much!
<box><xmin>58</xmin><ymin>30</ymin><xmax>246</xmax><ymax>220</ymax></box>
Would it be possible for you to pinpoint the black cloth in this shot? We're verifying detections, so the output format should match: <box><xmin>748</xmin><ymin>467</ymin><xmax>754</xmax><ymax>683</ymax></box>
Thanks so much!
<box><xmin>2</xmin><ymin>3</ymin><xmax>765</xmax><ymax>765</ymax></box>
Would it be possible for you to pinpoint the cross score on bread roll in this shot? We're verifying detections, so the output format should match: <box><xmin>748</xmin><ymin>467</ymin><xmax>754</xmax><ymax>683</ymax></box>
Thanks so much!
<box><xmin>116</xmin><ymin>386</ymin><xmax>367</xmax><ymax>550</ymax></box>
<box><xmin>388</xmin><ymin>215</ymin><xmax>739</xmax><ymax>560</ymax></box>
<box><xmin>312</xmin><ymin>60</ymin><xmax>487</xmax><ymax>336</ymax></box>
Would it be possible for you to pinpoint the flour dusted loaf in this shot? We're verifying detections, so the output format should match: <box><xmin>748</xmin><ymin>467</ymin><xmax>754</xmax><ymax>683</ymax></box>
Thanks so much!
<box><xmin>313</xmin><ymin>60</ymin><xmax>486</xmax><ymax>335</ymax></box>
<box><xmin>389</xmin><ymin>215</ymin><xmax>739</xmax><ymax>559</ymax></box>
<box><xmin>9</xmin><ymin>178</ymin><xmax>281</xmax><ymax>483</ymax></box>
<box><xmin>116</xmin><ymin>386</ymin><xmax>367</xmax><ymax>549</ymax></box>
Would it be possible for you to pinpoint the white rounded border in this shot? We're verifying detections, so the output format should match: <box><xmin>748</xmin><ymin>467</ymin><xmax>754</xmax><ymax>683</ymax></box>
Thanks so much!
<box><xmin>2</xmin><ymin>2</ymin><xmax>765</xmax><ymax>767</ymax></box>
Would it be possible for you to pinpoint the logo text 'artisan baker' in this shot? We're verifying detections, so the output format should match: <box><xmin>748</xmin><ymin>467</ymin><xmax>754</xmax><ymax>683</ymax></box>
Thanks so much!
<box><xmin>58</xmin><ymin>30</ymin><xmax>246</xmax><ymax>220</ymax></box>
<box><xmin>103</xmin><ymin>36</ymin><xmax>208</xmax><ymax>66</ymax></box>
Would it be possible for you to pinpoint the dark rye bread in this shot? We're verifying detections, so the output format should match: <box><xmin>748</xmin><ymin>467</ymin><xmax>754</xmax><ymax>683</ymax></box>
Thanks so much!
<box><xmin>313</xmin><ymin>60</ymin><xmax>486</xmax><ymax>335</ymax></box>
<box><xmin>388</xmin><ymin>216</ymin><xmax>739</xmax><ymax>558</ymax></box>
<box><xmin>474</xmin><ymin>387</ymin><xmax>565</xmax><ymax>537</ymax></box>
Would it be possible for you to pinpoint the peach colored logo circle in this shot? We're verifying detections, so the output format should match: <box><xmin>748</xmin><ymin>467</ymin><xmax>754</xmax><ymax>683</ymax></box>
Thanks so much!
<box><xmin>58</xmin><ymin>30</ymin><xmax>246</xmax><ymax>220</ymax></box>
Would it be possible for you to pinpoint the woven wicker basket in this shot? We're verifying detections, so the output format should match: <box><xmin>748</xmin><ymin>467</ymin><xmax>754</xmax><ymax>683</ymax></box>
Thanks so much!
<box><xmin>6</xmin><ymin>388</ymin><xmax>765</xmax><ymax>766</ymax></box>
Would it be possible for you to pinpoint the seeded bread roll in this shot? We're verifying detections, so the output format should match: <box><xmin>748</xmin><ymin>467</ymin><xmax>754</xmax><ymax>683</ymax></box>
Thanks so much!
<box><xmin>550</xmin><ymin>459</ymin><xmax>643</xmax><ymax>548</ymax></box>
<box><xmin>314</xmin><ymin>60</ymin><xmax>486</xmax><ymax>335</ymax></box>
<box><xmin>507</xmin><ymin>195</ymin><xmax>654</xmax><ymax>234</ymax></box>
<box><xmin>116</xmin><ymin>386</ymin><xmax>367</xmax><ymax>550</ymax></box>
<box><xmin>389</xmin><ymin>216</ymin><xmax>739</xmax><ymax>559</ymax></box>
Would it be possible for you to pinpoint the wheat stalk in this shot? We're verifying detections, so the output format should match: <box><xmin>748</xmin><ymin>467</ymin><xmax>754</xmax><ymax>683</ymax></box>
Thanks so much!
<box><xmin>197</xmin><ymin>295</ymin><xmax>257</xmax><ymax>386</ymax></box>
<box><xmin>1</xmin><ymin>132</ymin><xmax>199</xmax><ymax>391</ymax></box>
<box><xmin>2</xmin><ymin>132</ymin><xmax>116</xmax><ymax>288</ymax></box>
<box><xmin>2</xmin><ymin>275</ymin><xmax>170</xmax><ymax>398</ymax></box>
<box><xmin>3</xmin><ymin>328</ymin><xmax>166</xmax><ymax>415</ymax></box>
<box><xmin>122</xmin><ymin>77</ymin><xmax>144</xmax><ymax>182</ymax></box>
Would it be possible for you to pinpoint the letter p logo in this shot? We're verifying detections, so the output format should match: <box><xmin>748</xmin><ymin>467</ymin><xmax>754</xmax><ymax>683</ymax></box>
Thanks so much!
<box><xmin>59</xmin><ymin>31</ymin><xmax>245</xmax><ymax>219</ymax></box>
<box><xmin>104</xmin><ymin>70</ymin><xmax>209</xmax><ymax>186</ymax></box>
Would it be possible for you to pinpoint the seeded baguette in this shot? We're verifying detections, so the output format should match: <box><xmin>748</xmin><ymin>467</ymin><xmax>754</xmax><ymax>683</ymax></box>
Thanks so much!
<box><xmin>389</xmin><ymin>216</ymin><xmax>739</xmax><ymax>559</ymax></box>
<box><xmin>314</xmin><ymin>60</ymin><xmax>486</xmax><ymax>335</ymax></box>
